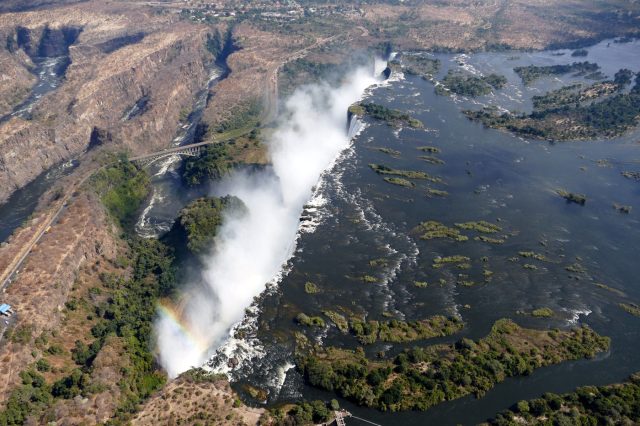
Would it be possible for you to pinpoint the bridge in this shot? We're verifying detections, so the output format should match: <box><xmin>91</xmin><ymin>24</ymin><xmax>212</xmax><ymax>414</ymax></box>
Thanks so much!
<box><xmin>129</xmin><ymin>140</ymin><xmax>216</xmax><ymax>167</ymax></box>
<box><xmin>333</xmin><ymin>410</ymin><xmax>382</xmax><ymax>426</ymax></box>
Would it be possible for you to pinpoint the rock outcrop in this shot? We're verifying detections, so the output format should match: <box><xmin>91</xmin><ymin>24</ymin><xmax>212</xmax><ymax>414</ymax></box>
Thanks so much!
<box><xmin>0</xmin><ymin>3</ymin><xmax>215</xmax><ymax>203</ymax></box>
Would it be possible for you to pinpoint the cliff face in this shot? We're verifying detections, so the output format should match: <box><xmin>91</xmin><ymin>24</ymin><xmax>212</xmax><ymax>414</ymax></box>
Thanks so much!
<box><xmin>0</xmin><ymin>4</ymin><xmax>214</xmax><ymax>204</ymax></box>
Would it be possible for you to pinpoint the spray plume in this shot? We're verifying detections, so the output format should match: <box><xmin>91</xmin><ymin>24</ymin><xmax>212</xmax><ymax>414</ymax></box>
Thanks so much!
<box><xmin>155</xmin><ymin>65</ymin><xmax>379</xmax><ymax>378</ymax></box>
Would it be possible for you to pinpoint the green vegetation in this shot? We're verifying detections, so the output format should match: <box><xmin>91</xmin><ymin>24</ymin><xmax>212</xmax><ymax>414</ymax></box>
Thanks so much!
<box><xmin>323</xmin><ymin>311</ymin><xmax>349</xmax><ymax>333</ymax></box>
<box><xmin>369</xmin><ymin>164</ymin><xmax>441</xmax><ymax>182</ymax></box>
<box><xmin>91</xmin><ymin>156</ymin><xmax>150</xmax><ymax>228</ymax></box>
<box><xmin>397</xmin><ymin>54</ymin><xmax>441</xmax><ymax>79</ymax></box>
<box><xmin>179</xmin><ymin>367</ymin><xmax>226</xmax><ymax>384</ymax></box>
<box><xmin>531</xmin><ymin>82</ymin><xmax>618</xmax><ymax>112</ymax></box>
<box><xmin>556</xmin><ymin>189</ymin><xmax>587</xmax><ymax>205</ymax></box>
<box><xmin>418</xmin><ymin>155</ymin><xmax>445</xmax><ymax>165</ymax></box>
<box><xmin>417</xmin><ymin>146</ymin><xmax>441</xmax><ymax>153</ymax></box>
<box><xmin>0</xmin><ymin>237</ymin><xmax>175</xmax><ymax>424</ymax></box>
<box><xmin>622</xmin><ymin>171</ymin><xmax>640</xmax><ymax>181</ymax></box>
<box><xmin>433</xmin><ymin>255</ymin><xmax>471</xmax><ymax>269</ymax></box>
<box><xmin>384</xmin><ymin>177</ymin><xmax>414</xmax><ymax>187</ymax></box>
<box><xmin>426</xmin><ymin>188</ymin><xmax>448</xmax><ymax>198</ymax></box>
<box><xmin>304</xmin><ymin>281</ymin><xmax>319</xmax><ymax>294</ymax></box>
<box><xmin>620</xmin><ymin>303</ymin><xmax>640</xmax><ymax>317</ymax></box>
<box><xmin>613</xmin><ymin>203</ymin><xmax>632</xmax><ymax>214</ymax></box>
<box><xmin>298</xmin><ymin>319</ymin><xmax>609</xmax><ymax>412</ymax></box>
<box><xmin>173</xmin><ymin>196</ymin><xmax>245</xmax><ymax>254</ymax></box>
<box><xmin>518</xmin><ymin>251</ymin><xmax>547</xmax><ymax>261</ymax></box>
<box><xmin>514</xmin><ymin>62</ymin><xmax>600</xmax><ymax>85</ymax></box>
<box><xmin>376</xmin><ymin>147</ymin><xmax>401</xmax><ymax>157</ymax></box>
<box><xmin>348</xmin><ymin>315</ymin><xmax>463</xmax><ymax>345</ymax></box>
<box><xmin>369</xmin><ymin>258</ymin><xmax>389</xmax><ymax>267</ymax></box>
<box><xmin>296</xmin><ymin>313</ymin><xmax>326</xmax><ymax>328</ymax></box>
<box><xmin>455</xmin><ymin>221</ymin><xmax>501</xmax><ymax>233</ymax></box>
<box><xmin>531</xmin><ymin>308</ymin><xmax>554</xmax><ymax>317</ymax></box>
<box><xmin>214</xmin><ymin>99</ymin><xmax>262</xmax><ymax>135</ymax></box>
<box><xmin>270</xmin><ymin>400</ymin><xmax>336</xmax><ymax>425</ymax></box>
<box><xmin>614</xmin><ymin>68</ymin><xmax>635</xmax><ymax>87</ymax></box>
<box><xmin>356</xmin><ymin>102</ymin><xmax>424</xmax><ymax>128</ymax></box>
<box><xmin>467</xmin><ymin>71</ymin><xmax>640</xmax><ymax>140</ymax></box>
<box><xmin>486</xmin><ymin>373</ymin><xmax>640</xmax><ymax>425</ymax></box>
<box><xmin>279</xmin><ymin>58</ymin><xmax>340</xmax><ymax>97</ymax></box>
<box><xmin>594</xmin><ymin>283</ymin><xmax>626</xmax><ymax>297</ymax></box>
<box><xmin>475</xmin><ymin>236</ymin><xmax>505</xmax><ymax>244</ymax></box>
<box><xmin>571</xmin><ymin>48</ymin><xmax>589</xmax><ymax>57</ymax></box>
<box><xmin>437</xmin><ymin>71</ymin><xmax>507</xmax><ymax>97</ymax></box>
<box><xmin>413</xmin><ymin>220</ymin><xmax>468</xmax><ymax>242</ymax></box>
<box><xmin>181</xmin><ymin>144</ymin><xmax>232</xmax><ymax>187</ymax></box>
<box><xmin>361</xmin><ymin>275</ymin><xmax>378</xmax><ymax>283</ymax></box>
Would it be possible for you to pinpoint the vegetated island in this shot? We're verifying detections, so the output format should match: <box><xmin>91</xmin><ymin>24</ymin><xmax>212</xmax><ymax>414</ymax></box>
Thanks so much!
<box><xmin>349</xmin><ymin>102</ymin><xmax>424</xmax><ymax>129</ymax></box>
<box><xmin>181</xmin><ymin>143</ymin><xmax>233</xmax><ymax>187</ymax></box>
<box><xmin>514</xmin><ymin>61</ymin><xmax>600</xmax><ymax>85</ymax></box>
<box><xmin>436</xmin><ymin>70</ymin><xmax>507</xmax><ymax>97</ymax></box>
<box><xmin>394</xmin><ymin>53</ymin><xmax>441</xmax><ymax>80</ymax></box>
<box><xmin>369</xmin><ymin>164</ymin><xmax>442</xmax><ymax>183</ymax></box>
<box><xmin>464</xmin><ymin>70</ymin><xmax>640</xmax><ymax>140</ymax></box>
<box><xmin>297</xmin><ymin>319</ymin><xmax>609</xmax><ymax>412</ymax></box>
<box><xmin>171</xmin><ymin>195</ymin><xmax>246</xmax><ymax>255</ymax></box>
<box><xmin>483</xmin><ymin>372</ymin><xmax>640</xmax><ymax>426</ymax></box>
<box><xmin>323</xmin><ymin>314</ymin><xmax>464</xmax><ymax>345</ymax></box>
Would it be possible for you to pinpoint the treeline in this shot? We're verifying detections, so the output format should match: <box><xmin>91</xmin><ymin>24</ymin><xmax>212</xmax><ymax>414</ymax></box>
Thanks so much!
<box><xmin>485</xmin><ymin>373</ymin><xmax>640</xmax><ymax>425</ymax></box>
<box><xmin>352</xmin><ymin>102</ymin><xmax>423</xmax><ymax>128</ymax></box>
<box><xmin>90</xmin><ymin>154</ymin><xmax>151</xmax><ymax>228</ymax></box>
<box><xmin>0</xmin><ymin>158</ymin><xmax>182</xmax><ymax>424</ymax></box>
<box><xmin>171</xmin><ymin>196</ymin><xmax>246</xmax><ymax>254</ymax></box>
<box><xmin>437</xmin><ymin>71</ymin><xmax>507</xmax><ymax>97</ymax></box>
<box><xmin>181</xmin><ymin>143</ymin><xmax>232</xmax><ymax>187</ymax></box>
<box><xmin>514</xmin><ymin>62</ymin><xmax>600</xmax><ymax>85</ymax></box>
<box><xmin>465</xmin><ymin>71</ymin><xmax>640</xmax><ymax>140</ymax></box>
<box><xmin>0</xmin><ymin>236</ymin><xmax>176</xmax><ymax>425</ymax></box>
<box><xmin>297</xmin><ymin>319</ymin><xmax>609</xmax><ymax>412</ymax></box>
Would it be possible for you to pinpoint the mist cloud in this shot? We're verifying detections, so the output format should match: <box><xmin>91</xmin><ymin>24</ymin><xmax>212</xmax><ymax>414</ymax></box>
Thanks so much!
<box><xmin>155</xmin><ymin>65</ymin><xmax>379</xmax><ymax>378</ymax></box>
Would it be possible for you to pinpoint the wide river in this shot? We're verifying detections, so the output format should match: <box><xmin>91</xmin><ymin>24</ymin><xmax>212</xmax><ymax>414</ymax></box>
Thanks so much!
<box><xmin>220</xmin><ymin>38</ymin><xmax>640</xmax><ymax>425</ymax></box>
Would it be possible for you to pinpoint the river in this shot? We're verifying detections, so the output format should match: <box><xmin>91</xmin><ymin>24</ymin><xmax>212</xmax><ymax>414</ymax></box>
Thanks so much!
<box><xmin>205</xmin><ymin>38</ymin><xmax>640</xmax><ymax>425</ymax></box>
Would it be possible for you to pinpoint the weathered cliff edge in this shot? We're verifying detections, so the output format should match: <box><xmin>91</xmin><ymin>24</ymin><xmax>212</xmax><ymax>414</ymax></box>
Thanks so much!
<box><xmin>0</xmin><ymin>5</ymin><xmax>214</xmax><ymax>203</ymax></box>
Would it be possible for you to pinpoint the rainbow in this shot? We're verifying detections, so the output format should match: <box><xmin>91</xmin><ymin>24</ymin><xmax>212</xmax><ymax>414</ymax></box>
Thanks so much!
<box><xmin>156</xmin><ymin>300</ymin><xmax>210</xmax><ymax>353</ymax></box>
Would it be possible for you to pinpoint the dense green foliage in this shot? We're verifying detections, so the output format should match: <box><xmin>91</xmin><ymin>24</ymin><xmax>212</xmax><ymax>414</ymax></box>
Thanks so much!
<box><xmin>486</xmin><ymin>373</ymin><xmax>640</xmax><ymax>425</ymax></box>
<box><xmin>571</xmin><ymin>48</ymin><xmax>589</xmax><ymax>57</ymax></box>
<box><xmin>174</xmin><ymin>196</ymin><xmax>245</xmax><ymax>254</ymax></box>
<box><xmin>556</xmin><ymin>189</ymin><xmax>587</xmax><ymax>205</ymax></box>
<box><xmin>514</xmin><ymin>62</ymin><xmax>600</xmax><ymax>85</ymax></box>
<box><xmin>348</xmin><ymin>315</ymin><xmax>463</xmax><ymax>345</ymax></box>
<box><xmin>96</xmin><ymin>237</ymin><xmax>175</xmax><ymax>423</ymax></box>
<box><xmin>355</xmin><ymin>102</ymin><xmax>423</xmax><ymax>128</ymax></box>
<box><xmin>531</xmin><ymin>82</ymin><xmax>617</xmax><ymax>112</ymax></box>
<box><xmin>369</xmin><ymin>164</ymin><xmax>441</xmax><ymax>183</ymax></box>
<box><xmin>438</xmin><ymin>71</ymin><xmax>507</xmax><ymax>97</ymax></box>
<box><xmin>397</xmin><ymin>54</ymin><xmax>441</xmax><ymax>79</ymax></box>
<box><xmin>296</xmin><ymin>313</ymin><xmax>326</xmax><ymax>328</ymax></box>
<box><xmin>297</xmin><ymin>319</ymin><xmax>609</xmax><ymax>412</ymax></box>
<box><xmin>270</xmin><ymin>399</ymin><xmax>338</xmax><ymax>425</ymax></box>
<box><xmin>465</xmin><ymin>71</ymin><xmax>640</xmax><ymax>140</ymax></box>
<box><xmin>181</xmin><ymin>144</ymin><xmax>232</xmax><ymax>187</ymax></box>
<box><xmin>91</xmin><ymin>156</ymin><xmax>150</xmax><ymax>228</ymax></box>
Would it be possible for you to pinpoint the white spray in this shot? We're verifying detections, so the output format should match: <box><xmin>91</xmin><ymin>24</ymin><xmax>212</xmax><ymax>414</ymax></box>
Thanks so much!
<box><xmin>155</xmin><ymin>66</ymin><xmax>379</xmax><ymax>378</ymax></box>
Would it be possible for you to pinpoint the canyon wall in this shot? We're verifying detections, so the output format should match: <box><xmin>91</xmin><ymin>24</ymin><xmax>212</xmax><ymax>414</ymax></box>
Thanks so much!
<box><xmin>0</xmin><ymin>6</ymin><xmax>215</xmax><ymax>203</ymax></box>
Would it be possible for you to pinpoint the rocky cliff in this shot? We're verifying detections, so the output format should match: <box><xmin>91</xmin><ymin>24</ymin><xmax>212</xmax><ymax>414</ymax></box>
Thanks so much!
<box><xmin>0</xmin><ymin>3</ymin><xmax>215</xmax><ymax>204</ymax></box>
